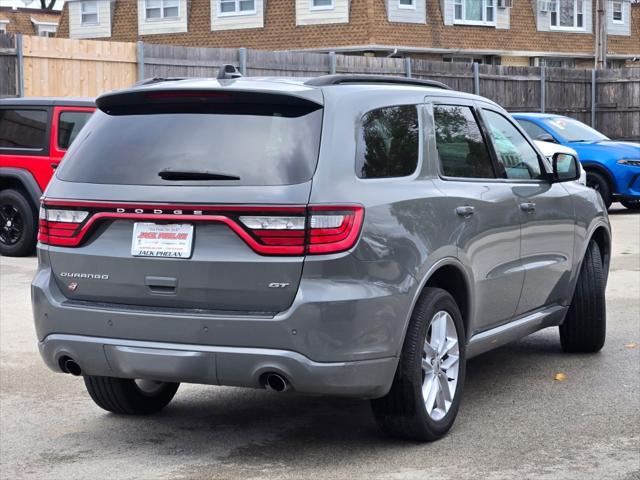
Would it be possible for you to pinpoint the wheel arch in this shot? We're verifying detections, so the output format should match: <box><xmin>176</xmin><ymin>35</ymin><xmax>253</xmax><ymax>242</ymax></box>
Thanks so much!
<box><xmin>0</xmin><ymin>168</ymin><xmax>43</xmax><ymax>211</ymax></box>
<box><xmin>582</xmin><ymin>162</ymin><xmax>618</xmax><ymax>193</ymax></box>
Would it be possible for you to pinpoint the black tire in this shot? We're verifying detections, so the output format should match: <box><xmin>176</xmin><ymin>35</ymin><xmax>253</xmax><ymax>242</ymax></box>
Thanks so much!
<box><xmin>371</xmin><ymin>287</ymin><xmax>466</xmax><ymax>442</ymax></box>
<box><xmin>83</xmin><ymin>375</ymin><xmax>179</xmax><ymax>415</ymax></box>
<box><xmin>0</xmin><ymin>189</ymin><xmax>37</xmax><ymax>257</ymax></box>
<box><xmin>586</xmin><ymin>171</ymin><xmax>612</xmax><ymax>209</ymax></box>
<box><xmin>620</xmin><ymin>200</ymin><xmax>640</xmax><ymax>210</ymax></box>
<box><xmin>560</xmin><ymin>242</ymin><xmax>606</xmax><ymax>353</ymax></box>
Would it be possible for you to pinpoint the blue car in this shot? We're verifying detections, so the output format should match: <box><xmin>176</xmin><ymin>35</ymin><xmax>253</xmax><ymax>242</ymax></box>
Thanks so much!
<box><xmin>513</xmin><ymin>113</ymin><xmax>640</xmax><ymax>210</ymax></box>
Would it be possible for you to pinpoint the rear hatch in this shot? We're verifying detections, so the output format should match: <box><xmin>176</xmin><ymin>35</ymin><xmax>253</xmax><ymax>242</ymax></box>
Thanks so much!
<box><xmin>41</xmin><ymin>87</ymin><xmax>325</xmax><ymax>314</ymax></box>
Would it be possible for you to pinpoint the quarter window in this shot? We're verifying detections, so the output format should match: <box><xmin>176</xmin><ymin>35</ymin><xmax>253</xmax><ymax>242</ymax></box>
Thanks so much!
<box><xmin>356</xmin><ymin>105</ymin><xmax>419</xmax><ymax>179</ymax></box>
<box><xmin>433</xmin><ymin>105</ymin><xmax>495</xmax><ymax>179</ymax></box>
<box><xmin>219</xmin><ymin>0</ymin><xmax>256</xmax><ymax>15</ymax></box>
<box><xmin>454</xmin><ymin>0</ymin><xmax>495</xmax><ymax>25</ymax></box>
<box><xmin>145</xmin><ymin>0</ymin><xmax>179</xmax><ymax>20</ymax></box>
<box><xmin>57</xmin><ymin>111</ymin><xmax>93</xmax><ymax>150</ymax></box>
<box><xmin>612</xmin><ymin>1</ymin><xmax>623</xmax><ymax>22</ymax></box>
<box><xmin>550</xmin><ymin>0</ymin><xmax>584</xmax><ymax>29</ymax></box>
<box><xmin>0</xmin><ymin>109</ymin><xmax>48</xmax><ymax>150</ymax></box>
<box><xmin>311</xmin><ymin>0</ymin><xmax>334</xmax><ymax>10</ymax></box>
<box><xmin>483</xmin><ymin>110</ymin><xmax>544</xmax><ymax>180</ymax></box>
<box><xmin>80</xmin><ymin>1</ymin><xmax>98</xmax><ymax>25</ymax></box>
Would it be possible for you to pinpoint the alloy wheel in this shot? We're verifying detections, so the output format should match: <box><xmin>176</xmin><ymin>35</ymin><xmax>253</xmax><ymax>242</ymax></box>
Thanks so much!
<box><xmin>0</xmin><ymin>204</ymin><xmax>23</xmax><ymax>246</ymax></box>
<box><xmin>422</xmin><ymin>310</ymin><xmax>460</xmax><ymax>421</ymax></box>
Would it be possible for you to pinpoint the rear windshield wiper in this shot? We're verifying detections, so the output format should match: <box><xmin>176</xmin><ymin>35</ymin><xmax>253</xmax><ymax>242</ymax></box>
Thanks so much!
<box><xmin>158</xmin><ymin>169</ymin><xmax>240</xmax><ymax>181</ymax></box>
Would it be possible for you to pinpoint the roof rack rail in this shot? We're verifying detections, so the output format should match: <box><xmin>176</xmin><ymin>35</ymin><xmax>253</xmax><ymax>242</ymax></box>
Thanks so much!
<box><xmin>304</xmin><ymin>74</ymin><xmax>451</xmax><ymax>90</ymax></box>
<box><xmin>135</xmin><ymin>77</ymin><xmax>188</xmax><ymax>86</ymax></box>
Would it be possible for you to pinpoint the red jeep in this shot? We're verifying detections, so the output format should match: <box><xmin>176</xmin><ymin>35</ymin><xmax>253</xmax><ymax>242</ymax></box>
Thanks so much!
<box><xmin>0</xmin><ymin>98</ymin><xmax>95</xmax><ymax>256</ymax></box>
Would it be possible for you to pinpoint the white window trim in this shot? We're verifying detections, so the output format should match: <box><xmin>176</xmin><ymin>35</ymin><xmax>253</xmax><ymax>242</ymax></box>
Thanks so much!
<box><xmin>309</xmin><ymin>0</ymin><xmax>335</xmax><ymax>11</ymax></box>
<box><xmin>398</xmin><ymin>0</ymin><xmax>416</xmax><ymax>10</ymax></box>
<box><xmin>453</xmin><ymin>0</ymin><xmax>496</xmax><ymax>26</ymax></box>
<box><xmin>0</xmin><ymin>20</ymin><xmax>8</xmax><ymax>33</ymax></box>
<box><xmin>549</xmin><ymin>0</ymin><xmax>585</xmax><ymax>31</ymax></box>
<box><xmin>80</xmin><ymin>1</ymin><xmax>100</xmax><ymax>26</ymax></box>
<box><xmin>611</xmin><ymin>1</ymin><xmax>623</xmax><ymax>23</ymax></box>
<box><xmin>217</xmin><ymin>0</ymin><xmax>257</xmax><ymax>17</ymax></box>
<box><xmin>144</xmin><ymin>0</ymin><xmax>181</xmax><ymax>22</ymax></box>
<box><xmin>31</xmin><ymin>17</ymin><xmax>59</xmax><ymax>36</ymax></box>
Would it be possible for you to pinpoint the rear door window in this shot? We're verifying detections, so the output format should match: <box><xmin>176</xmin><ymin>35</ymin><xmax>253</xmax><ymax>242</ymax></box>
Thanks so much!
<box><xmin>433</xmin><ymin>105</ymin><xmax>495</xmax><ymax>179</ymax></box>
<box><xmin>356</xmin><ymin>105</ymin><xmax>420</xmax><ymax>179</ymax></box>
<box><xmin>58</xmin><ymin>106</ymin><xmax>323</xmax><ymax>186</ymax></box>
<box><xmin>57</xmin><ymin>111</ymin><xmax>93</xmax><ymax>150</ymax></box>
<box><xmin>0</xmin><ymin>109</ymin><xmax>48</xmax><ymax>151</ymax></box>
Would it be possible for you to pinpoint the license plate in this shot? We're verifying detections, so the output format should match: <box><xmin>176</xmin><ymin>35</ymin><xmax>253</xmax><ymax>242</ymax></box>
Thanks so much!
<box><xmin>131</xmin><ymin>223</ymin><xmax>194</xmax><ymax>258</ymax></box>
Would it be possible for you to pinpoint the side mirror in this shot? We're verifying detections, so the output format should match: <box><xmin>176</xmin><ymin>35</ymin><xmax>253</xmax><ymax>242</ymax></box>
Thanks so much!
<box><xmin>552</xmin><ymin>152</ymin><xmax>580</xmax><ymax>182</ymax></box>
<box><xmin>536</xmin><ymin>133</ymin><xmax>557</xmax><ymax>143</ymax></box>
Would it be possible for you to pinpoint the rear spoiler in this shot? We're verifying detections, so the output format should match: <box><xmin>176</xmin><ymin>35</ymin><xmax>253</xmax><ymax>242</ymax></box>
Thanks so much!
<box><xmin>96</xmin><ymin>88</ymin><xmax>323</xmax><ymax>116</ymax></box>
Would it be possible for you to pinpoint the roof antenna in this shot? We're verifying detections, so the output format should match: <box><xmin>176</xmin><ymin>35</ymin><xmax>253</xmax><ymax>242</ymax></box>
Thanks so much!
<box><xmin>217</xmin><ymin>64</ymin><xmax>243</xmax><ymax>80</ymax></box>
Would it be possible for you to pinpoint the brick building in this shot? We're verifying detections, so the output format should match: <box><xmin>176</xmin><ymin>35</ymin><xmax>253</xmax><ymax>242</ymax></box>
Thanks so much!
<box><xmin>0</xmin><ymin>7</ymin><xmax>60</xmax><ymax>37</ymax></box>
<box><xmin>56</xmin><ymin>0</ymin><xmax>640</xmax><ymax>68</ymax></box>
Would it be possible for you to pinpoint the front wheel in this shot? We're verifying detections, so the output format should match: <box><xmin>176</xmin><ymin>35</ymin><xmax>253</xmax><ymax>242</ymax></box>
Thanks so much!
<box><xmin>83</xmin><ymin>375</ymin><xmax>179</xmax><ymax>415</ymax></box>
<box><xmin>586</xmin><ymin>171</ymin><xmax>612</xmax><ymax>209</ymax></box>
<box><xmin>0</xmin><ymin>189</ymin><xmax>37</xmax><ymax>257</ymax></box>
<box><xmin>371</xmin><ymin>287</ymin><xmax>466</xmax><ymax>441</ymax></box>
<box><xmin>620</xmin><ymin>199</ymin><xmax>640</xmax><ymax>210</ymax></box>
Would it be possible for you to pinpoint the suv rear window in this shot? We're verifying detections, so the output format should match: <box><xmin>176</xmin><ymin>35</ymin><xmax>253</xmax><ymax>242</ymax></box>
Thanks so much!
<box><xmin>58</xmin><ymin>111</ymin><xmax>93</xmax><ymax>150</ymax></box>
<box><xmin>356</xmin><ymin>105</ymin><xmax>419</xmax><ymax>179</ymax></box>
<box><xmin>0</xmin><ymin>109</ymin><xmax>48</xmax><ymax>150</ymax></box>
<box><xmin>58</xmin><ymin>107</ymin><xmax>322</xmax><ymax>186</ymax></box>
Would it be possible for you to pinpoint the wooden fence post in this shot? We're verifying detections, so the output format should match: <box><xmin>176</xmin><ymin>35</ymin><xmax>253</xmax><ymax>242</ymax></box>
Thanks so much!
<box><xmin>405</xmin><ymin>57</ymin><xmax>412</xmax><ymax>78</ymax></box>
<box><xmin>137</xmin><ymin>41</ymin><xmax>145</xmax><ymax>81</ymax></box>
<box><xmin>473</xmin><ymin>62</ymin><xmax>479</xmax><ymax>95</ymax></box>
<box><xmin>591</xmin><ymin>69</ymin><xmax>597</xmax><ymax>128</ymax></box>
<box><xmin>238</xmin><ymin>47</ymin><xmax>247</xmax><ymax>75</ymax></box>
<box><xmin>328</xmin><ymin>51</ymin><xmax>336</xmax><ymax>75</ymax></box>
<box><xmin>16</xmin><ymin>34</ymin><xmax>24</xmax><ymax>97</ymax></box>
<box><xmin>540</xmin><ymin>65</ymin><xmax>546</xmax><ymax>113</ymax></box>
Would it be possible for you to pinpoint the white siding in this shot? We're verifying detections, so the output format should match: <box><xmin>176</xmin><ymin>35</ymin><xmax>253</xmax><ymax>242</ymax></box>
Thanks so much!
<box><xmin>137</xmin><ymin>0</ymin><xmax>188</xmax><ymax>35</ymax></box>
<box><xmin>68</xmin><ymin>0</ymin><xmax>113</xmax><ymax>39</ymax></box>
<box><xmin>386</xmin><ymin>0</ymin><xmax>426</xmax><ymax>24</ymax></box>
<box><xmin>211</xmin><ymin>0</ymin><xmax>264</xmax><ymax>31</ymax></box>
<box><xmin>440</xmin><ymin>0</ymin><xmax>454</xmax><ymax>25</ymax></box>
<box><xmin>496</xmin><ymin>5</ymin><xmax>510</xmax><ymax>29</ymax></box>
<box><xmin>295</xmin><ymin>0</ymin><xmax>350</xmax><ymax>26</ymax></box>
<box><xmin>607</xmin><ymin>0</ymin><xmax>631</xmax><ymax>36</ymax></box>
<box><xmin>534</xmin><ymin>0</ymin><xmax>593</xmax><ymax>33</ymax></box>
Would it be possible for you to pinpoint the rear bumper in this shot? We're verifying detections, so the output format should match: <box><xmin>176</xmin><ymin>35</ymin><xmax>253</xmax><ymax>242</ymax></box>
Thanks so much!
<box><xmin>39</xmin><ymin>334</ymin><xmax>397</xmax><ymax>398</ymax></box>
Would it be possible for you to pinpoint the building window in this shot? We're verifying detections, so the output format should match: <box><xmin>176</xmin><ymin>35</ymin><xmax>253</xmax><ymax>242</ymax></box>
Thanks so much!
<box><xmin>399</xmin><ymin>0</ymin><xmax>416</xmax><ymax>9</ymax></box>
<box><xmin>145</xmin><ymin>0</ymin><xmax>180</xmax><ymax>20</ymax></box>
<box><xmin>36</xmin><ymin>24</ymin><xmax>57</xmax><ymax>37</ymax></box>
<box><xmin>454</xmin><ymin>0</ymin><xmax>495</xmax><ymax>26</ymax></box>
<box><xmin>219</xmin><ymin>0</ymin><xmax>256</xmax><ymax>15</ymax></box>
<box><xmin>612</xmin><ymin>1</ymin><xmax>623</xmax><ymax>22</ymax></box>
<box><xmin>80</xmin><ymin>1</ymin><xmax>99</xmax><ymax>25</ymax></box>
<box><xmin>310</xmin><ymin>0</ymin><xmax>334</xmax><ymax>11</ymax></box>
<box><xmin>550</xmin><ymin>0</ymin><xmax>584</xmax><ymax>30</ymax></box>
<box><xmin>0</xmin><ymin>21</ymin><xmax>8</xmax><ymax>34</ymax></box>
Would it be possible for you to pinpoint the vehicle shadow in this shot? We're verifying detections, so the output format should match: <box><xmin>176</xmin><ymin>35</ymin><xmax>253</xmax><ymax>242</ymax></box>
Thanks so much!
<box><xmin>71</xmin><ymin>329</ymin><xmax>592</xmax><ymax>472</ymax></box>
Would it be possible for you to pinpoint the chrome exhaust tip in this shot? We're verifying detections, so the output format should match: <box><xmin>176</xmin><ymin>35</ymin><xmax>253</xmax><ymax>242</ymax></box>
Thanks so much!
<box><xmin>264</xmin><ymin>373</ymin><xmax>290</xmax><ymax>392</ymax></box>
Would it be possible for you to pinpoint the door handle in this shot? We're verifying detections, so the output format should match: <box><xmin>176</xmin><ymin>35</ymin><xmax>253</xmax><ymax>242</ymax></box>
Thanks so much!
<box><xmin>520</xmin><ymin>202</ymin><xmax>536</xmax><ymax>212</ymax></box>
<box><xmin>456</xmin><ymin>206</ymin><xmax>475</xmax><ymax>217</ymax></box>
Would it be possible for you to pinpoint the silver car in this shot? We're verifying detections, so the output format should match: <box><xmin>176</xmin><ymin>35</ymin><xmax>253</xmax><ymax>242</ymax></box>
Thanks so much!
<box><xmin>32</xmin><ymin>73</ymin><xmax>610</xmax><ymax>441</ymax></box>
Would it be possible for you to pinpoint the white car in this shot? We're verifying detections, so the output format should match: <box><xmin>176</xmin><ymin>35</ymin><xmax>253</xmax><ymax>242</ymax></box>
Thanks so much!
<box><xmin>535</xmin><ymin>140</ymin><xmax>587</xmax><ymax>186</ymax></box>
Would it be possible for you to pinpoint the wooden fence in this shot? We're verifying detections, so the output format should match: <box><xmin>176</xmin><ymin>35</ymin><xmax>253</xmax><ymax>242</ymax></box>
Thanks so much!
<box><xmin>1</xmin><ymin>34</ymin><xmax>639</xmax><ymax>139</ymax></box>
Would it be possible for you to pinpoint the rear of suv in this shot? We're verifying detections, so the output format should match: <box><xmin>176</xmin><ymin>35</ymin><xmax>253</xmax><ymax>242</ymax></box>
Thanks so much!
<box><xmin>32</xmin><ymin>74</ymin><xmax>610</xmax><ymax>441</ymax></box>
<box><xmin>0</xmin><ymin>98</ymin><xmax>94</xmax><ymax>256</ymax></box>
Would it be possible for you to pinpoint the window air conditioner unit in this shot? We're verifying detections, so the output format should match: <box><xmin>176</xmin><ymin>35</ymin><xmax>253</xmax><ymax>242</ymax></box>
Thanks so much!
<box><xmin>539</xmin><ymin>0</ymin><xmax>556</xmax><ymax>13</ymax></box>
<box><xmin>497</xmin><ymin>0</ymin><xmax>513</xmax><ymax>8</ymax></box>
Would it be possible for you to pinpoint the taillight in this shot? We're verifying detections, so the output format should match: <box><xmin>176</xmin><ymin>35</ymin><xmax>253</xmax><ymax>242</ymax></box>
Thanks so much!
<box><xmin>38</xmin><ymin>202</ymin><xmax>364</xmax><ymax>255</ymax></box>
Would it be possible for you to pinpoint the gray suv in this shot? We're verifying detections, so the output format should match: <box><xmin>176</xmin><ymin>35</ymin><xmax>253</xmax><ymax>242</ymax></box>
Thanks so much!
<box><xmin>32</xmin><ymin>73</ymin><xmax>611</xmax><ymax>441</ymax></box>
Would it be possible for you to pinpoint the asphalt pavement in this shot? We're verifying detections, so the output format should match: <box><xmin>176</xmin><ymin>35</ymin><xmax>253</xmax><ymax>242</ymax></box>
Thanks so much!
<box><xmin>1</xmin><ymin>206</ymin><xmax>638</xmax><ymax>480</ymax></box>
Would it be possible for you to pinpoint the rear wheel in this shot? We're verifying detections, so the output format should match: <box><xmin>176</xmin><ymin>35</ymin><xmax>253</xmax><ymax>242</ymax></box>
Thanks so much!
<box><xmin>620</xmin><ymin>200</ymin><xmax>640</xmax><ymax>210</ymax></box>
<box><xmin>586</xmin><ymin>171</ymin><xmax>612</xmax><ymax>209</ymax></box>
<box><xmin>0</xmin><ymin>189</ymin><xmax>36</xmax><ymax>257</ymax></box>
<box><xmin>371</xmin><ymin>288</ymin><xmax>466</xmax><ymax>441</ymax></box>
<box><xmin>83</xmin><ymin>375</ymin><xmax>179</xmax><ymax>415</ymax></box>
<box><xmin>560</xmin><ymin>242</ymin><xmax>606</xmax><ymax>353</ymax></box>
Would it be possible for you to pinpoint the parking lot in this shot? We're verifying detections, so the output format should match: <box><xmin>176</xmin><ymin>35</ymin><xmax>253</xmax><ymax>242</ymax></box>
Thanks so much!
<box><xmin>0</xmin><ymin>207</ymin><xmax>638</xmax><ymax>480</ymax></box>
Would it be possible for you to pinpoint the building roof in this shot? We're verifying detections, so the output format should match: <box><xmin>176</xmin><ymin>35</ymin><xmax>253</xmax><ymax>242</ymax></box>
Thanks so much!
<box><xmin>0</xmin><ymin>7</ymin><xmax>60</xmax><ymax>36</ymax></box>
